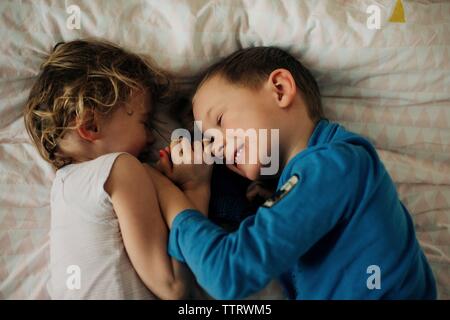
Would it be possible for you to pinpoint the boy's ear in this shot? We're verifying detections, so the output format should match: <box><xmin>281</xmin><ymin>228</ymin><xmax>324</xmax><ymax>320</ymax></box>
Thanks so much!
<box><xmin>267</xmin><ymin>68</ymin><xmax>297</xmax><ymax>108</ymax></box>
<box><xmin>76</xmin><ymin>112</ymin><xmax>101</xmax><ymax>142</ymax></box>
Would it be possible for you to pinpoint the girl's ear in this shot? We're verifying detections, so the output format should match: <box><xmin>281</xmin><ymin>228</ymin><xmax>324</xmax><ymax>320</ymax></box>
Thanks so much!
<box><xmin>268</xmin><ymin>68</ymin><xmax>297</xmax><ymax>108</ymax></box>
<box><xmin>76</xmin><ymin>112</ymin><xmax>101</xmax><ymax>142</ymax></box>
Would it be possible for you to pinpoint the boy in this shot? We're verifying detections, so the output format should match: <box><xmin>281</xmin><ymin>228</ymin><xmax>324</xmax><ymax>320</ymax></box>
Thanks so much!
<box><xmin>150</xmin><ymin>47</ymin><xmax>436</xmax><ymax>299</ymax></box>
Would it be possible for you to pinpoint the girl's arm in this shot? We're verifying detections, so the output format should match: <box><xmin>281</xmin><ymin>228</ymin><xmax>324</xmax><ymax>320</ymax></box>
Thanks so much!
<box><xmin>104</xmin><ymin>153</ymin><xmax>199</xmax><ymax>299</ymax></box>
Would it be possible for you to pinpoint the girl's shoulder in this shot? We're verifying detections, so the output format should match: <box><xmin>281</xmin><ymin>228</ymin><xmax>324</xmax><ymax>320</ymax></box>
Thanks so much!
<box><xmin>55</xmin><ymin>152</ymin><xmax>133</xmax><ymax>186</ymax></box>
<box><xmin>51</xmin><ymin>152</ymin><xmax>131</xmax><ymax>224</ymax></box>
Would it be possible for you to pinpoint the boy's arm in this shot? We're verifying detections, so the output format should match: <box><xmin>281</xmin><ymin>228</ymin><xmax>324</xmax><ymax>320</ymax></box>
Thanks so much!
<box><xmin>154</xmin><ymin>145</ymin><xmax>362</xmax><ymax>299</ymax></box>
<box><xmin>105</xmin><ymin>153</ymin><xmax>198</xmax><ymax>300</ymax></box>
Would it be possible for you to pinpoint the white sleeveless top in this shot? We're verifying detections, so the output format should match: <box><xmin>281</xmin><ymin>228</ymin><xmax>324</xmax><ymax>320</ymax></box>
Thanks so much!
<box><xmin>48</xmin><ymin>152</ymin><xmax>156</xmax><ymax>299</ymax></box>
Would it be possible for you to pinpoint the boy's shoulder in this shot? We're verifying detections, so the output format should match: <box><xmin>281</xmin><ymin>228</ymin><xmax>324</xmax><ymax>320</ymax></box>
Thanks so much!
<box><xmin>273</xmin><ymin>139</ymin><xmax>385</xmax><ymax>216</ymax></box>
<box><xmin>281</xmin><ymin>130</ymin><xmax>383</xmax><ymax>189</ymax></box>
<box><xmin>288</xmin><ymin>143</ymin><xmax>360</xmax><ymax>171</ymax></box>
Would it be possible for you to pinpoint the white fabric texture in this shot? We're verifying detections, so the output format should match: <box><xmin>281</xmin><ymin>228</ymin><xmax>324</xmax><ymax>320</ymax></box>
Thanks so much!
<box><xmin>49</xmin><ymin>152</ymin><xmax>155</xmax><ymax>299</ymax></box>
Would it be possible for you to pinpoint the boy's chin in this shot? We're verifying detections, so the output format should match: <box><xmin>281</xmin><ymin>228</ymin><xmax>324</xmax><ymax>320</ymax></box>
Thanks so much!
<box><xmin>226</xmin><ymin>163</ymin><xmax>261</xmax><ymax>181</ymax></box>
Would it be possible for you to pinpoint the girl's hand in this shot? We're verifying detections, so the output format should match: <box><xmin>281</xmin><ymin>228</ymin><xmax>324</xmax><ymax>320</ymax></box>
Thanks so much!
<box><xmin>156</xmin><ymin>137</ymin><xmax>213</xmax><ymax>191</ymax></box>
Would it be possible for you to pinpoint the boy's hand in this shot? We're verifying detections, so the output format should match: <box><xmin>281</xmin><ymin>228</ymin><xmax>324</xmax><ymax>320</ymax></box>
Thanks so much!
<box><xmin>156</xmin><ymin>137</ymin><xmax>213</xmax><ymax>191</ymax></box>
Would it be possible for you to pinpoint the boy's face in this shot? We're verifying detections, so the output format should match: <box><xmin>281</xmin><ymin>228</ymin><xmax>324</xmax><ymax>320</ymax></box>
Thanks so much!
<box><xmin>192</xmin><ymin>75</ymin><xmax>280</xmax><ymax>180</ymax></box>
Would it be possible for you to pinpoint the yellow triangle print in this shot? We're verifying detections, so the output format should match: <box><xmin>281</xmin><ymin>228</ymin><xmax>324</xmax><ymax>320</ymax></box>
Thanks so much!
<box><xmin>389</xmin><ymin>0</ymin><xmax>406</xmax><ymax>23</ymax></box>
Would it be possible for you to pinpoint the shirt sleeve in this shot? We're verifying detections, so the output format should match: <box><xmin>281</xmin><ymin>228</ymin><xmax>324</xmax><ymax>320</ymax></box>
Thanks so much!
<box><xmin>168</xmin><ymin>143</ymin><xmax>369</xmax><ymax>299</ymax></box>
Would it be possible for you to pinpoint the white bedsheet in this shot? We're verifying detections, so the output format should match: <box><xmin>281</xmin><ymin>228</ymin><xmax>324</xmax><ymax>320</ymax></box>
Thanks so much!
<box><xmin>0</xmin><ymin>0</ymin><xmax>449</xmax><ymax>299</ymax></box>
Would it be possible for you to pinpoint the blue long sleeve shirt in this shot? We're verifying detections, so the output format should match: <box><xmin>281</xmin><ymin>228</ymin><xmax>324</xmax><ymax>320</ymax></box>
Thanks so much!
<box><xmin>168</xmin><ymin>119</ymin><xmax>436</xmax><ymax>300</ymax></box>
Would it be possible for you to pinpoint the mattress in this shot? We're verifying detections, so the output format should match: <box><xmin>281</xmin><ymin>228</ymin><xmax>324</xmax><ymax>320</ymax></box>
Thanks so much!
<box><xmin>0</xmin><ymin>0</ymin><xmax>449</xmax><ymax>299</ymax></box>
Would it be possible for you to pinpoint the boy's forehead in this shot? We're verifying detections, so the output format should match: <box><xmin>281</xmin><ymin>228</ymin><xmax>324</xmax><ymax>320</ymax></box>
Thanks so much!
<box><xmin>193</xmin><ymin>75</ymin><xmax>231</xmax><ymax>112</ymax></box>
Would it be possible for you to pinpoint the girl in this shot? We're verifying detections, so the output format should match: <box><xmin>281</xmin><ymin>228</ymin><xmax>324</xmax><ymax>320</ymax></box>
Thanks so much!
<box><xmin>24</xmin><ymin>39</ymin><xmax>209</xmax><ymax>299</ymax></box>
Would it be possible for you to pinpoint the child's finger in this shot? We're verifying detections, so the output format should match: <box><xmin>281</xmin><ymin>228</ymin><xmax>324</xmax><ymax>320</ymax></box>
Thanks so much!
<box><xmin>163</xmin><ymin>145</ymin><xmax>172</xmax><ymax>163</ymax></box>
<box><xmin>171</xmin><ymin>137</ymin><xmax>192</xmax><ymax>164</ymax></box>
<box><xmin>170</xmin><ymin>138</ymin><xmax>184</xmax><ymax>164</ymax></box>
<box><xmin>257</xmin><ymin>187</ymin><xmax>273</xmax><ymax>199</ymax></box>
<box><xmin>246</xmin><ymin>187</ymin><xmax>260</xmax><ymax>202</ymax></box>
<box><xmin>202</xmin><ymin>141</ymin><xmax>214</xmax><ymax>163</ymax></box>
<box><xmin>170</xmin><ymin>138</ymin><xmax>181</xmax><ymax>151</ymax></box>
<box><xmin>193</xmin><ymin>140</ymin><xmax>204</xmax><ymax>164</ymax></box>
<box><xmin>208</xmin><ymin>138</ymin><xmax>224</xmax><ymax>158</ymax></box>
<box><xmin>246</xmin><ymin>181</ymin><xmax>264</xmax><ymax>193</ymax></box>
<box><xmin>180</xmin><ymin>137</ymin><xmax>193</xmax><ymax>164</ymax></box>
<box><xmin>246</xmin><ymin>184</ymin><xmax>273</xmax><ymax>202</ymax></box>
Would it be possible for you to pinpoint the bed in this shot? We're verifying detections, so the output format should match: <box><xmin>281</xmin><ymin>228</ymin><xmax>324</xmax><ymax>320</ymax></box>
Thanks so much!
<box><xmin>0</xmin><ymin>0</ymin><xmax>449</xmax><ymax>299</ymax></box>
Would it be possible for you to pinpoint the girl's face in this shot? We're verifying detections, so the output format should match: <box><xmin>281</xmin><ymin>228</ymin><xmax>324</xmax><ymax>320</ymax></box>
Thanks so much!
<box><xmin>99</xmin><ymin>89</ymin><xmax>154</xmax><ymax>157</ymax></box>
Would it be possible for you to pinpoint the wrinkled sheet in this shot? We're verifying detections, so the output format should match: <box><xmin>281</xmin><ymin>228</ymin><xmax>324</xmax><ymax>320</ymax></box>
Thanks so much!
<box><xmin>0</xmin><ymin>0</ymin><xmax>449</xmax><ymax>299</ymax></box>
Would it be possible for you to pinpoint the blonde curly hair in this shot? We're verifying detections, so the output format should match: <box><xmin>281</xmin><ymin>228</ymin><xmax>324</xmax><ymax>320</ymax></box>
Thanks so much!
<box><xmin>24</xmin><ymin>39</ymin><xmax>171</xmax><ymax>169</ymax></box>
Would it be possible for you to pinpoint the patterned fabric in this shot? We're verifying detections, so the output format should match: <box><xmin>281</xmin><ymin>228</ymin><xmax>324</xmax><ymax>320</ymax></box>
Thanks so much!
<box><xmin>0</xmin><ymin>0</ymin><xmax>448</xmax><ymax>299</ymax></box>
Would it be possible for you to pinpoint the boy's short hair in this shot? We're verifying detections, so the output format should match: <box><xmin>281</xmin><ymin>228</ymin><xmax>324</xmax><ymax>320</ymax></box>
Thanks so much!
<box><xmin>24</xmin><ymin>39</ymin><xmax>171</xmax><ymax>169</ymax></box>
<box><xmin>196</xmin><ymin>46</ymin><xmax>323</xmax><ymax>122</ymax></box>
